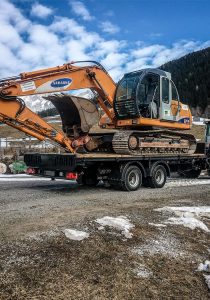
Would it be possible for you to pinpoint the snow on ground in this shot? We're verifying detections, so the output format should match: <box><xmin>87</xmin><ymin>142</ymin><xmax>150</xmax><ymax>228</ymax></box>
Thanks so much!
<box><xmin>204</xmin><ymin>275</ymin><xmax>210</xmax><ymax>290</ymax></box>
<box><xmin>166</xmin><ymin>179</ymin><xmax>210</xmax><ymax>187</ymax></box>
<box><xmin>165</xmin><ymin>216</ymin><xmax>209</xmax><ymax>232</ymax></box>
<box><xmin>156</xmin><ymin>206</ymin><xmax>210</xmax><ymax>218</ymax></box>
<box><xmin>134</xmin><ymin>264</ymin><xmax>153</xmax><ymax>278</ymax></box>
<box><xmin>197</xmin><ymin>260</ymin><xmax>210</xmax><ymax>272</ymax></box>
<box><xmin>155</xmin><ymin>206</ymin><xmax>210</xmax><ymax>232</ymax></box>
<box><xmin>132</xmin><ymin>234</ymin><xmax>184</xmax><ymax>258</ymax></box>
<box><xmin>64</xmin><ymin>229</ymin><xmax>89</xmax><ymax>241</ymax></box>
<box><xmin>0</xmin><ymin>174</ymin><xmax>51</xmax><ymax>181</ymax></box>
<box><xmin>193</xmin><ymin>121</ymin><xmax>205</xmax><ymax>126</ymax></box>
<box><xmin>149</xmin><ymin>223</ymin><xmax>167</xmax><ymax>228</ymax></box>
<box><xmin>197</xmin><ymin>259</ymin><xmax>210</xmax><ymax>291</ymax></box>
<box><xmin>96</xmin><ymin>216</ymin><xmax>134</xmax><ymax>238</ymax></box>
<box><xmin>0</xmin><ymin>174</ymin><xmax>29</xmax><ymax>177</ymax></box>
<box><xmin>48</xmin><ymin>120</ymin><xmax>62</xmax><ymax>124</ymax></box>
<box><xmin>45</xmin><ymin>115</ymin><xmax>60</xmax><ymax>119</ymax></box>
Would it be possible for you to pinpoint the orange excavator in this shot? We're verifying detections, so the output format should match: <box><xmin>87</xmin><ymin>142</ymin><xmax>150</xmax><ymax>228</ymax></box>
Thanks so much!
<box><xmin>0</xmin><ymin>61</ymin><xmax>196</xmax><ymax>155</ymax></box>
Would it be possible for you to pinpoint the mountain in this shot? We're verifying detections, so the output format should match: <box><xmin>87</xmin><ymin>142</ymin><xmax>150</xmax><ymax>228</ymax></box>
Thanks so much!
<box><xmin>161</xmin><ymin>47</ymin><xmax>210</xmax><ymax>117</ymax></box>
<box><xmin>22</xmin><ymin>89</ymin><xmax>94</xmax><ymax>115</ymax></box>
<box><xmin>22</xmin><ymin>95</ymin><xmax>53</xmax><ymax>112</ymax></box>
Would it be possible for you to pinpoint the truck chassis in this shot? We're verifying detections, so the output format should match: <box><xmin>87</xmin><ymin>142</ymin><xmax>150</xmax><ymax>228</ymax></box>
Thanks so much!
<box><xmin>24</xmin><ymin>152</ymin><xmax>210</xmax><ymax>191</ymax></box>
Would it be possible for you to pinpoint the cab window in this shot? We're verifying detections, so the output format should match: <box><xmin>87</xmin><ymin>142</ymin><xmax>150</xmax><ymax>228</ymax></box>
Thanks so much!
<box><xmin>171</xmin><ymin>81</ymin><xmax>179</xmax><ymax>101</ymax></box>
<box><xmin>162</xmin><ymin>77</ymin><xmax>169</xmax><ymax>103</ymax></box>
<box><xmin>116</xmin><ymin>75</ymin><xmax>139</xmax><ymax>101</ymax></box>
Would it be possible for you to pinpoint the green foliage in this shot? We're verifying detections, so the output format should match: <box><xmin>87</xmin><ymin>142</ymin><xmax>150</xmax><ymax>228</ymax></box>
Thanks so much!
<box><xmin>38</xmin><ymin>107</ymin><xmax>58</xmax><ymax>117</ymax></box>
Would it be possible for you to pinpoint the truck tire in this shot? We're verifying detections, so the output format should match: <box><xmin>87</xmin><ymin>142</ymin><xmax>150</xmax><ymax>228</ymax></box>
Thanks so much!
<box><xmin>178</xmin><ymin>169</ymin><xmax>201</xmax><ymax>179</ymax></box>
<box><xmin>121</xmin><ymin>165</ymin><xmax>142</xmax><ymax>191</ymax></box>
<box><xmin>148</xmin><ymin>165</ymin><xmax>167</xmax><ymax>188</ymax></box>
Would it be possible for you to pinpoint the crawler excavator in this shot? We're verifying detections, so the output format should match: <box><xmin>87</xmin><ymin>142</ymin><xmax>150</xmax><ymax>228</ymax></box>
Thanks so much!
<box><xmin>0</xmin><ymin>61</ymin><xmax>196</xmax><ymax>155</ymax></box>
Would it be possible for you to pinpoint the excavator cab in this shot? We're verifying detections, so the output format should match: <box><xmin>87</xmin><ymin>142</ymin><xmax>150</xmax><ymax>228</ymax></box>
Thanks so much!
<box><xmin>114</xmin><ymin>69</ymin><xmax>180</xmax><ymax>122</ymax></box>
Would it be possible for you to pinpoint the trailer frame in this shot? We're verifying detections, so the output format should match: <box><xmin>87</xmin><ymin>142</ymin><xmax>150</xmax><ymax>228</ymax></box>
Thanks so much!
<box><xmin>24</xmin><ymin>151</ymin><xmax>209</xmax><ymax>191</ymax></box>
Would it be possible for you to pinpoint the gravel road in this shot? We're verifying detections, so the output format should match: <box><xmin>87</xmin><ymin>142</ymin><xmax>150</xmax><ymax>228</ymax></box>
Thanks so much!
<box><xmin>1</xmin><ymin>176</ymin><xmax>210</xmax><ymax>299</ymax></box>
<box><xmin>0</xmin><ymin>176</ymin><xmax>210</xmax><ymax>239</ymax></box>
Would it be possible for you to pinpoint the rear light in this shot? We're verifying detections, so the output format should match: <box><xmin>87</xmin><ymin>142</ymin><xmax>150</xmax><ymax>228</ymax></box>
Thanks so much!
<box><xmin>65</xmin><ymin>172</ymin><xmax>78</xmax><ymax>180</ymax></box>
<box><xmin>26</xmin><ymin>167</ymin><xmax>38</xmax><ymax>175</ymax></box>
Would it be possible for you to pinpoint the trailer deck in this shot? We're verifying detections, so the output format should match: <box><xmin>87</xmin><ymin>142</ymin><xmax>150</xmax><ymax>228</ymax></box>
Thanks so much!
<box><xmin>24</xmin><ymin>151</ymin><xmax>209</xmax><ymax>191</ymax></box>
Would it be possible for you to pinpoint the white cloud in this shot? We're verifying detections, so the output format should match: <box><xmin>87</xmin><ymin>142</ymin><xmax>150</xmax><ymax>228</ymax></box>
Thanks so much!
<box><xmin>100</xmin><ymin>21</ymin><xmax>120</xmax><ymax>34</ymax></box>
<box><xmin>31</xmin><ymin>2</ymin><xmax>53</xmax><ymax>19</ymax></box>
<box><xmin>132</xmin><ymin>45</ymin><xmax>165</xmax><ymax>58</ymax></box>
<box><xmin>69</xmin><ymin>1</ymin><xmax>93</xmax><ymax>21</ymax></box>
<box><xmin>101</xmin><ymin>52</ymin><xmax>128</xmax><ymax>69</ymax></box>
<box><xmin>0</xmin><ymin>0</ymin><xmax>209</xmax><ymax>83</ymax></box>
<box><xmin>0</xmin><ymin>0</ymin><xmax>30</xmax><ymax>31</ymax></box>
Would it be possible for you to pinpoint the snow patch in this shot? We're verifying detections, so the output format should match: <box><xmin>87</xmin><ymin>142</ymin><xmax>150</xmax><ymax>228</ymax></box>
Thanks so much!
<box><xmin>204</xmin><ymin>275</ymin><xmax>210</xmax><ymax>290</ymax></box>
<box><xmin>165</xmin><ymin>216</ymin><xmax>209</xmax><ymax>232</ymax></box>
<box><xmin>166</xmin><ymin>179</ymin><xmax>210</xmax><ymax>187</ymax></box>
<box><xmin>64</xmin><ymin>229</ymin><xmax>89</xmax><ymax>241</ymax></box>
<box><xmin>96</xmin><ymin>216</ymin><xmax>134</xmax><ymax>238</ymax></box>
<box><xmin>197</xmin><ymin>260</ymin><xmax>210</xmax><ymax>272</ymax></box>
<box><xmin>197</xmin><ymin>259</ymin><xmax>210</xmax><ymax>290</ymax></box>
<box><xmin>155</xmin><ymin>206</ymin><xmax>210</xmax><ymax>232</ymax></box>
<box><xmin>149</xmin><ymin>223</ymin><xmax>167</xmax><ymax>228</ymax></box>
<box><xmin>156</xmin><ymin>206</ymin><xmax>210</xmax><ymax>217</ymax></box>
<box><xmin>132</xmin><ymin>235</ymin><xmax>184</xmax><ymax>258</ymax></box>
<box><xmin>134</xmin><ymin>264</ymin><xmax>153</xmax><ymax>278</ymax></box>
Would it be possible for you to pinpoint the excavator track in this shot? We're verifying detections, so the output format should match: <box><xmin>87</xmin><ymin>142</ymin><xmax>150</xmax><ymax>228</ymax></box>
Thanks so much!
<box><xmin>112</xmin><ymin>130</ymin><xmax>197</xmax><ymax>155</ymax></box>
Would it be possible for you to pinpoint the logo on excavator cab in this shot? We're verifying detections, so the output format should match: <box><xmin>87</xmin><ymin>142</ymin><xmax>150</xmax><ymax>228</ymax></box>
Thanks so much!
<box><xmin>51</xmin><ymin>78</ymin><xmax>72</xmax><ymax>88</ymax></box>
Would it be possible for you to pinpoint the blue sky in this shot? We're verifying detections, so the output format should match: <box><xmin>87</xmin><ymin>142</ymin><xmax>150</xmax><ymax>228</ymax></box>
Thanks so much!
<box><xmin>1</xmin><ymin>0</ymin><xmax>210</xmax><ymax>80</ymax></box>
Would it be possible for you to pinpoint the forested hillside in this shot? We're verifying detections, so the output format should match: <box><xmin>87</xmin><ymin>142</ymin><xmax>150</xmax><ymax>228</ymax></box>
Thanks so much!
<box><xmin>161</xmin><ymin>47</ymin><xmax>210</xmax><ymax>117</ymax></box>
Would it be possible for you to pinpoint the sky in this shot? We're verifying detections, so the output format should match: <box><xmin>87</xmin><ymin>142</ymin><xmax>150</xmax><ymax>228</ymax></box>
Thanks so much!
<box><xmin>0</xmin><ymin>0</ymin><xmax>210</xmax><ymax>81</ymax></box>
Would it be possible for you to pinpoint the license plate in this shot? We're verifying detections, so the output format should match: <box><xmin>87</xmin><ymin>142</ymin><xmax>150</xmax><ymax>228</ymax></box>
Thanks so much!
<box><xmin>44</xmin><ymin>170</ymin><xmax>55</xmax><ymax>176</ymax></box>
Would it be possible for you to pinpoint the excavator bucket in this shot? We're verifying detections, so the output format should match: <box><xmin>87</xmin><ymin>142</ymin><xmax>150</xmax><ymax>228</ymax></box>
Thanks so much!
<box><xmin>45</xmin><ymin>94</ymin><xmax>99</xmax><ymax>137</ymax></box>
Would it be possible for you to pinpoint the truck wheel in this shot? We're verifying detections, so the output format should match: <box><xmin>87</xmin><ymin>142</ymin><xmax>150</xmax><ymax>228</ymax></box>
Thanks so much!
<box><xmin>178</xmin><ymin>169</ymin><xmax>201</xmax><ymax>178</ymax></box>
<box><xmin>148</xmin><ymin>165</ymin><xmax>167</xmax><ymax>188</ymax></box>
<box><xmin>121</xmin><ymin>165</ymin><xmax>142</xmax><ymax>191</ymax></box>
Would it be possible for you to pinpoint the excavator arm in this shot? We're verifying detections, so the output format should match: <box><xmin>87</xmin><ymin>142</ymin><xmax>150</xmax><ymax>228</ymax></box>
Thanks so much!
<box><xmin>0</xmin><ymin>61</ymin><xmax>116</xmax><ymax>152</ymax></box>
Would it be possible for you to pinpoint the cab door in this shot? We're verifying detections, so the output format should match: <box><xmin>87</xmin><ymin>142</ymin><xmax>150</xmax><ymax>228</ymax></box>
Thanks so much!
<box><xmin>160</xmin><ymin>76</ymin><xmax>174</xmax><ymax>121</ymax></box>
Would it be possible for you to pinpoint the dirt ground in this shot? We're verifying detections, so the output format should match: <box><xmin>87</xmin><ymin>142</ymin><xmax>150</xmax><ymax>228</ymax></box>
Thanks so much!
<box><xmin>0</xmin><ymin>176</ymin><xmax>210</xmax><ymax>299</ymax></box>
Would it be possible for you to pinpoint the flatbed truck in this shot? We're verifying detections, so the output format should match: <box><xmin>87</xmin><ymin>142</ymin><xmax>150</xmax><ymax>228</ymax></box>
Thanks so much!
<box><xmin>24</xmin><ymin>121</ymin><xmax>210</xmax><ymax>192</ymax></box>
<box><xmin>24</xmin><ymin>151</ymin><xmax>209</xmax><ymax>191</ymax></box>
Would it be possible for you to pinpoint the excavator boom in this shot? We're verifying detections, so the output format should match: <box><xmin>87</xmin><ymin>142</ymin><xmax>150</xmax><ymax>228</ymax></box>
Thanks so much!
<box><xmin>0</xmin><ymin>61</ymin><xmax>116</xmax><ymax>152</ymax></box>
